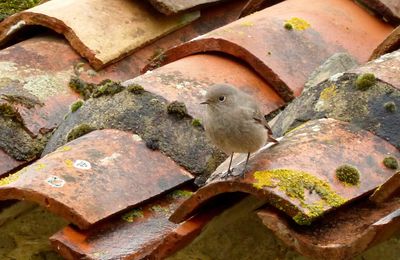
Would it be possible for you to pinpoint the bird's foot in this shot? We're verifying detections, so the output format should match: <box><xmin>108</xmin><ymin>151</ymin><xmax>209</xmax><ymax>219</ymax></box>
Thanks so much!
<box><xmin>220</xmin><ymin>168</ymin><xmax>235</xmax><ymax>179</ymax></box>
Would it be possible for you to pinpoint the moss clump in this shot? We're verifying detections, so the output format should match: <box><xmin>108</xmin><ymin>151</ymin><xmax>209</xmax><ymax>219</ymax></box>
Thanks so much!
<box><xmin>92</xmin><ymin>80</ymin><xmax>124</xmax><ymax>98</ymax></box>
<box><xmin>253</xmin><ymin>169</ymin><xmax>346</xmax><ymax>225</ymax></box>
<box><xmin>0</xmin><ymin>103</ymin><xmax>18</xmax><ymax>118</ymax></box>
<box><xmin>66</xmin><ymin>124</ymin><xmax>95</xmax><ymax>142</ymax></box>
<box><xmin>151</xmin><ymin>205</ymin><xmax>171</xmax><ymax>214</ymax></box>
<box><xmin>384</xmin><ymin>101</ymin><xmax>396</xmax><ymax>113</ymax></box>
<box><xmin>127</xmin><ymin>83</ymin><xmax>145</xmax><ymax>94</ymax></box>
<box><xmin>148</xmin><ymin>48</ymin><xmax>166</xmax><ymax>69</ymax></box>
<box><xmin>169</xmin><ymin>189</ymin><xmax>193</xmax><ymax>199</ymax></box>
<box><xmin>145</xmin><ymin>138</ymin><xmax>159</xmax><ymax>150</ymax></box>
<box><xmin>355</xmin><ymin>73</ymin><xmax>376</xmax><ymax>90</ymax></box>
<box><xmin>284</xmin><ymin>22</ymin><xmax>293</xmax><ymax>30</ymax></box>
<box><xmin>167</xmin><ymin>101</ymin><xmax>188</xmax><ymax>119</ymax></box>
<box><xmin>284</xmin><ymin>17</ymin><xmax>310</xmax><ymax>31</ymax></box>
<box><xmin>335</xmin><ymin>164</ymin><xmax>360</xmax><ymax>185</ymax></box>
<box><xmin>191</xmin><ymin>118</ymin><xmax>202</xmax><ymax>127</ymax></box>
<box><xmin>383</xmin><ymin>156</ymin><xmax>398</xmax><ymax>170</ymax></box>
<box><xmin>69</xmin><ymin>76</ymin><xmax>96</xmax><ymax>100</ymax></box>
<box><xmin>70</xmin><ymin>100</ymin><xmax>84</xmax><ymax>113</ymax></box>
<box><xmin>122</xmin><ymin>208</ymin><xmax>144</xmax><ymax>222</ymax></box>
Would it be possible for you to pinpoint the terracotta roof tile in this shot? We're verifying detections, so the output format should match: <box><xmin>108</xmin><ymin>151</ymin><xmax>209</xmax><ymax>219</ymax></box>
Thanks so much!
<box><xmin>257</xmin><ymin>198</ymin><xmax>400</xmax><ymax>260</ymax></box>
<box><xmin>124</xmin><ymin>53</ymin><xmax>285</xmax><ymax>121</ymax></box>
<box><xmin>145</xmin><ymin>0</ymin><xmax>393</xmax><ymax>100</ymax></box>
<box><xmin>148</xmin><ymin>0</ymin><xmax>225</xmax><ymax>15</ymax></box>
<box><xmin>370</xmin><ymin>25</ymin><xmax>400</xmax><ymax>60</ymax></box>
<box><xmin>50</xmin><ymin>186</ymin><xmax>234</xmax><ymax>259</ymax></box>
<box><xmin>0</xmin><ymin>129</ymin><xmax>192</xmax><ymax>229</ymax></box>
<box><xmin>0</xmin><ymin>149</ymin><xmax>25</xmax><ymax>178</ymax></box>
<box><xmin>0</xmin><ymin>0</ymin><xmax>200</xmax><ymax>70</ymax></box>
<box><xmin>359</xmin><ymin>0</ymin><xmax>400</xmax><ymax>25</ymax></box>
<box><xmin>170</xmin><ymin>119</ymin><xmax>400</xmax><ymax>225</ymax></box>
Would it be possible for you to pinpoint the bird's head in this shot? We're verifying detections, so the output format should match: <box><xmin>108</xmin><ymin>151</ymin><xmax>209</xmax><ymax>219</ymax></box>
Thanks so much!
<box><xmin>201</xmin><ymin>84</ymin><xmax>238</xmax><ymax>110</ymax></box>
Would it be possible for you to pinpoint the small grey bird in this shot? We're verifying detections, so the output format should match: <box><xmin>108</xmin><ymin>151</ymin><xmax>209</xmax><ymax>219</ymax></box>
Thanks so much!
<box><xmin>201</xmin><ymin>84</ymin><xmax>278</xmax><ymax>177</ymax></box>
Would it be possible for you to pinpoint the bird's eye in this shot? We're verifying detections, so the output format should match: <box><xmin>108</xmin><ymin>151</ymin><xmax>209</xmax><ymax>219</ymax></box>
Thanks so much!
<box><xmin>218</xmin><ymin>96</ymin><xmax>226</xmax><ymax>102</ymax></box>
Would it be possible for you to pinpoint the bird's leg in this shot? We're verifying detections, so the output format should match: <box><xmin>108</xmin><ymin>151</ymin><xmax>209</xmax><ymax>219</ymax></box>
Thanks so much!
<box><xmin>221</xmin><ymin>153</ymin><xmax>234</xmax><ymax>179</ymax></box>
<box><xmin>239</xmin><ymin>152</ymin><xmax>251</xmax><ymax>178</ymax></box>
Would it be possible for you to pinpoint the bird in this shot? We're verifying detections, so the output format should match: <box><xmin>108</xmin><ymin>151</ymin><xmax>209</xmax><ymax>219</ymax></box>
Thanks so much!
<box><xmin>201</xmin><ymin>84</ymin><xmax>278</xmax><ymax>178</ymax></box>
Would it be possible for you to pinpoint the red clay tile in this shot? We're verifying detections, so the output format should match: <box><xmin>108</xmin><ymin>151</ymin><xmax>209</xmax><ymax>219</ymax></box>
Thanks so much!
<box><xmin>360</xmin><ymin>0</ymin><xmax>400</xmax><ymax>25</ymax></box>
<box><xmin>145</xmin><ymin>0</ymin><xmax>393</xmax><ymax>100</ymax></box>
<box><xmin>353</xmin><ymin>49</ymin><xmax>400</xmax><ymax>91</ymax></box>
<box><xmin>124</xmin><ymin>54</ymin><xmax>285</xmax><ymax>121</ymax></box>
<box><xmin>0</xmin><ymin>150</ymin><xmax>25</xmax><ymax>178</ymax></box>
<box><xmin>148</xmin><ymin>0</ymin><xmax>225</xmax><ymax>15</ymax></box>
<box><xmin>239</xmin><ymin>0</ymin><xmax>282</xmax><ymax>18</ymax></box>
<box><xmin>50</xmin><ymin>186</ymin><xmax>231</xmax><ymax>259</ymax></box>
<box><xmin>170</xmin><ymin>119</ymin><xmax>400</xmax><ymax>225</ymax></box>
<box><xmin>257</xmin><ymin>198</ymin><xmax>400</xmax><ymax>260</ymax></box>
<box><xmin>0</xmin><ymin>0</ymin><xmax>199</xmax><ymax>70</ymax></box>
<box><xmin>370</xmin><ymin>26</ymin><xmax>400</xmax><ymax>60</ymax></box>
<box><xmin>370</xmin><ymin>172</ymin><xmax>400</xmax><ymax>204</ymax></box>
<box><xmin>0</xmin><ymin>129</ymin><xmax>192</xmax><ymax>229</ymax></box>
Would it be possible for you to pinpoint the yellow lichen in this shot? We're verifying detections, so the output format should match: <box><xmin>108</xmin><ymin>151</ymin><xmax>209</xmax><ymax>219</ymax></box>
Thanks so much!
<box><xmin>284</xmin><ymin>17</ymin><xmax>310</xmax><ymax>31</ymax></box>
<box><xmin>241</xmin><ymin>21</ymin><xmax>254</xmax><ymax>27</ymax></box>
<box><xmin>253</xmin><ymin>169</ymin><xmax>347</xmax><ymax>225</ymax></box>
<box><xmin>34</xmin><ymin>163</ymin><xmax>46</xmax><ymax>171</ymax></box>
<box><xmin>64</xmin><ymin>159</ymin><xmax>73</xmax><ymax>168</ymax></box>
<box><xmin>0</xmin><ymin>168</ymin><xmax>26</xmax><ymax>186</ymax></box>
<box><xmin>59</xmin><ymin>146</ymin><xmax>72</xmax><ymax>152</ymax></box>
<box><xmin>170</xmin><ymin>189</ymin><xmax>193</xmax><ymax>199</ymax></box>
<box><xmin>319</xmin><ymin>84</ymin><xmax>337</xmax><ymax>101</ymax></box>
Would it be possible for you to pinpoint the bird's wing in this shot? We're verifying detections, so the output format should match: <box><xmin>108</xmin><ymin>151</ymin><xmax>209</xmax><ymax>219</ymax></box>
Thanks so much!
<box><xmin>252</xmin><ymin>109</ymin><xmax>273</xmax><ymax>135</ymax></box>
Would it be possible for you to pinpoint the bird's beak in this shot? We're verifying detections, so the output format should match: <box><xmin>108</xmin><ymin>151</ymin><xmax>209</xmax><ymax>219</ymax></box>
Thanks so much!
<box><xmin>200</xmin><ymin>101</ymin><xmax>208</xmax><ymax>105</ymax></box>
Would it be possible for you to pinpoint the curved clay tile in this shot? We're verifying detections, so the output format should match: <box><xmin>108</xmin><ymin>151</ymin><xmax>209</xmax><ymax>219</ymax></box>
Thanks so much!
<box><xmin>0</xmin><ymin>129</ymin><xmax>192</xmax><ymax>229</ymax></box>
<box><xmin>170</xmin><ymin>119</ymin><xmax>400</xmax><ymax>225</ymax></box>
<box><xmin>124</xmin><ymin>53</ymin><xmax>285</xmax><ymax>121</ymax></box>
<box><xmin>148</xmin><ymin>0</ymin><xmax>226</xmax><ymax>15</ymax></box>
<box><xmin>145</xmin><ymin>0</ymin><xmax>393</xmax><ymax>101</ymax></box>
<box><xmin>0</xmin><ymin>0</ymin><xmax>200</xmax><ymax>70</ymax></box>
<box><xmin>359</xmin><ymin>0</ymin><xmax>400</xmax><ymax>25</ymax></box>
<box><xmin>0</xmin><ymin>149</ymin><xmax>26</xmax><ymax>178</ymax></box>
<box><xmin>50</xmin><ymin>186</ymin><xmax>235</xmax><ymax>259</ymax></box>
<box><xmin>257</xmin><ymin>198</ymin><xmax>400</xmax><ymax>260</ymax></box>
<box><xmin>370</xmin><ymin>26</ymin><xmax>400</xmax><ymax>60</ymax></box>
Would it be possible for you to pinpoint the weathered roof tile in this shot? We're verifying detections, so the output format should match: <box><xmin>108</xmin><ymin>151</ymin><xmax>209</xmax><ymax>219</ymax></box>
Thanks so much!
<box><xmin>359</xmin><ymin>0</ymin><xmax>400</xmax><ymax>25</ymax></box>
<box><xmin>170</xmin><ymin>119</ymin><xmax>400</xmax><ymax>225</ymax></box>
<box><xmin>0</xmin><ymin>0</ymin><xmax>200</xmax><ymax>69</ymax></box>
<box><xmin>50</xmin><ymin>186</ymin><xmax>232</xmax><ymax>259</ymax></box>
<box><xmin>145</xmin><ymin>0</ymin><xmax>393</xmax><ymax>100</ymax></box>
<box><xmin>0</xmin><ymin>129</ymin><xmax>192</xmax><ymax>229</ymax></box>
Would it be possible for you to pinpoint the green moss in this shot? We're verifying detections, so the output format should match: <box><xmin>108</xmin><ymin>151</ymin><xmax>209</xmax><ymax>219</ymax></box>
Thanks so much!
<box><xmin>384</xmin><ymin>101</ymin><xmax>396</xmax><ymax>113</ymax></box>
<box><xmin>283</xmin><ymin>22</ymin><xmax>293</xmax><ymax>30</ymax></box>
<box><xmin>66</xmin><ymin>124</ymin><xmax>95</xmax><ymax>142</ymax></box>
<box><xmin>149</xmin><ymin>48</ymin><xmax>166</xmax><ymax>69</ymax></box>
<box><xmin>253</xmin><ymin>169</ymin><xmax>346</xmax><ymax>225</ymax></box>
<box><xmin>169</xmin><ymin>189</ymin><xmax>193</xmax><ymax>199</ymax></box>
<box><xmin>383</xmin><ymin>156</ymin><xmax>398</xmax><ymax>170</ymax></box>
<box><xmin>284</xmin><ymin>17</ymin><xmax>310</xmax><ymax>31</ymax></box>
<box><xmin>92</xmin><ymin>80</ymin><xmax>124</xmax><ymax>98</ymax></box>
<box><xmin>0</xmin><ymin>0</ymin><xmax>41</xmax><ymax>21</ymax></box>
<box><xmin>0</xmin><ymin>103</ymin><xmax>18</xmax><ymax>118</ymax></box>
<box><xmin>70</xmin><ymin>100</ymin><xmax>84</xmax><ymax>113</ymax></box>
<box><xmin>335</xmin><ymin>164</ymin><xmax>360</xmax><ymax>185</ymax></box>
<box><xmin>122</xmin><ymin>208</ymin><xmax>144</xmax><ymax>222</ymax></box>
<box><xmin>127</xmin><ymin>83</ymin><xmax>145</xmax><ymax>94</ymax></box>
<box><xmin>68</xmin><ymin>76</ymin><xmax>95</xmax><ymax>100</ymax></box>
<box><xmin>355</xmin><ymin>73</ymin><xmax>376</xmax><ymax>90</ymax></box>
<box><xmin>1</xmin><ymin>94</ymin><xmax>43</xmax><ymax>109</ymax></box>
<box><xmin>191</xmin><ymin>118</ymin><xmax>202</xmax><ymax>127</ymax></box>
<box><xmin>167</xmin><ymin>101</ymin><xmax>188</xmax><ymax>119</ymax></box>
<box><xmin>151</xmin><ymin>205</ymin><xmax>171</xmax><ymax>215</ymax></box>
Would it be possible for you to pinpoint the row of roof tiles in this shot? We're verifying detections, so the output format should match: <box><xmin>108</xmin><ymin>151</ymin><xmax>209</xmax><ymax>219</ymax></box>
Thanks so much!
<box><xmin>0</xmin><ymin>0</ymin><xmax>399</xmax><ymax>259</ymax></box>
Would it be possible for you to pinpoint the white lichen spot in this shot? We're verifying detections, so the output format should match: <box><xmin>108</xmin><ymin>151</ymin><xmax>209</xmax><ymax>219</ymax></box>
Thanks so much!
<box><xmin>311</xmin><ymin>125</ymin><xmax>321</xmax><ymax>132</ymax></box>
<box><xmin>132</xmin><ymin>134</ymin><xmax>142</xmax><ymax>142</ymax></box>
<box><xmin>73</xmin><ymin>160</ymin><xmax>91</xmax><ymax>170</ymax></box>
<box><xmin>175</xmin><ymin>83</ymin><xmax>184</xmax><ymax>89</ymax></box>
<box><xmin>45</xmin><ymin>176</ymin><xmax>65</xmax><ymax>188</ymax></box>
<box><xmin>6</xmin><ymin>21</ymin><xmax>26</xmax><ymax>36</ymax></box>
<box><xmin>329</xmin><ymin>72</ymin><xmax>344</xmax><ymax>82</ymax></box>
<box><xmin>99</xmin><ymin>153</ymin><xmax>121</xmax><ymax>166</ymax></box>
